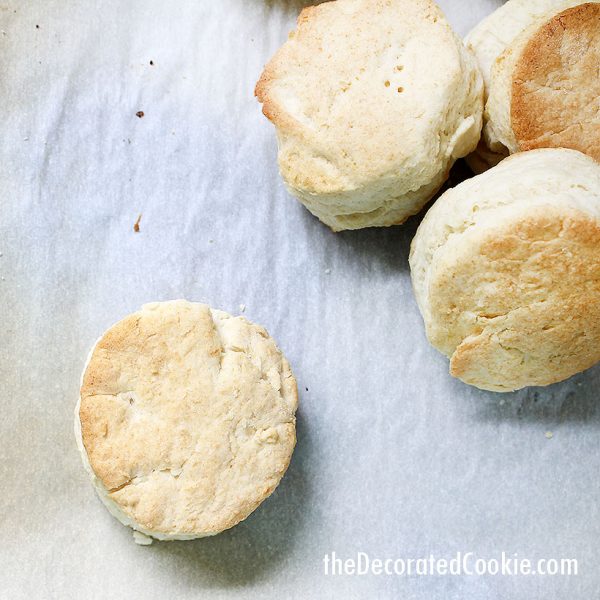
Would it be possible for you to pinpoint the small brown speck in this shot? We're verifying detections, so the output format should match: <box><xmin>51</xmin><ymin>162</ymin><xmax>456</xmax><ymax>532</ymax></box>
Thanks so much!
<box><xmin>35</xmin><ymin>24</ymin><xmax>39</xmax><ymax>29</ymax></box>
<box><xmin>136</xmin><ymin>111</ymin><xmax>144</xmax><ymax>118</ymax></box>
<box><xmin>133</xmin><ymin>214</ymin><xmax>142</xmax><ymax>232</ymax></box>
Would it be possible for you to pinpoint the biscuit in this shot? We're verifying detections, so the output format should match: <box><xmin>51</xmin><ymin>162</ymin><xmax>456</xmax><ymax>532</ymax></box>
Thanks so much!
<box><xmin>75</xmin><ymin>301</ymin><xmax>298</xmax><ymax>541</ymax></box>
<box><xmin>410</xmin><ymin>149</ymin><xmax>600</xmax><ymax>392</ymax></box>
<box><xmin>466</xmin><ymin>0</ymin><xmax>600</xmax><ymax>171</ymax></box>
<box><xmin>256</xmin><ymin>0</ymin><xmax>483</xmax><ymax>231</ymax></box>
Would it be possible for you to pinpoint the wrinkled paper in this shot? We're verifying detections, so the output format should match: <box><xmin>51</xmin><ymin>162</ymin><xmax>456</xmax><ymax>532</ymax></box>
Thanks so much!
<box><xmin>1</xmin><ymin>1</ymin><xmax>598</xmax><ymax>598</ymax></box>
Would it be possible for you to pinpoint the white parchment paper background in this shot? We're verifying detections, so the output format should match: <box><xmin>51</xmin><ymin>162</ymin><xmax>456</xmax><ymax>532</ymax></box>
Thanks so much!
<box><xmin>1</xmin><ymin>1</ymin><xmax>599</xmax><ymax>598</ymax></box>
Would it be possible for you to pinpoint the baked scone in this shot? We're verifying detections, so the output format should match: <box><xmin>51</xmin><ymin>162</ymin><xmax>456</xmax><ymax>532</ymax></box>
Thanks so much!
<box><xmin>75</xmin><ymin>300</ymin><xmax>298</xmax><ymax>542</ymax></box>
<box><xmin>255</xmin><ymin>0</ymin><xmax>483</xmax><ymax>231</ymax></box>
<box><xmin>410</xmin><ymin>149</ymin><xmax>600</xmax><ymax>392</ymax></box>
<box><xmin>466</xmin><ymin>0</ymin><xmax>600</xmax><ymax>172</ymax></box>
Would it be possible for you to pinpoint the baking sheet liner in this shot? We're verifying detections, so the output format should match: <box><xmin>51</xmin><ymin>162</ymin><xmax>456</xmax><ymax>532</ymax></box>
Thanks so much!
<box><xmin>1</xmin><ymin>1</ymin><xmax>599</xmax><ymax>598</ymax></box>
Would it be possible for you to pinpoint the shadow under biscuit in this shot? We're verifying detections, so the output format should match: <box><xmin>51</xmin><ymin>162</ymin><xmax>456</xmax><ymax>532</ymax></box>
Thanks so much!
<box><xmin>292</xmin><ymin>158</ymin><xmax>476</xmax><ymax>276</ymax></box>
<box><xmin>335</xmin><ymin>224</ymin><xmax>417</xmax><ymax>276</ymax></box>
<box><xmin>260</xmin><ymin>0</ymin><xmax>329</xmax><ymax>9</ymax></box>
<box><xmin>242</xmin><ymin>0</ymin><xmax>329</xmax><ymax>14</ymax></box>
<box><xmin>149</xmin><ymin>410</ymin><xmax>314</xmax><ymax>588</ymax></box>
<box><xmin>467</xmin><ymin>364</ymin><xmax>600</xmax><ymax>426</ymax></box>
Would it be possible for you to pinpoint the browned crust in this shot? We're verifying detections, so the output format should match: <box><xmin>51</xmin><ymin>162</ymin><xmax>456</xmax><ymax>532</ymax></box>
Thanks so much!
<box><xmin>79</xmin><ymin>303</ymin><xmax>298</xmax><ymax>535</ymax></box>
<box><xmin>255</xmin><ymin>4</ymin><xmax>321</xmax><ymax>131</ymax></box>
<box><xmin>443</xmin><ymin>208</ymin><xmax>600</xmax><ymax>390</ymax></box>
<box><xmin>511</xmin><ymin>3</ymin><xmax>600</xmax><ymax>161</ymax></box>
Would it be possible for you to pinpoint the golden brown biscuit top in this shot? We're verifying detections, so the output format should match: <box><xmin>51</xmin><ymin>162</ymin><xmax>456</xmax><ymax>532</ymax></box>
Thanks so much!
<box><xmin>79</xmin><ymin>301</ymin><xmax>297</xmax><ymax>536</ymax></box>
<box><xmin>428</xmin><ymin>205</ymin><xmax>600</xmax><ymax>391</ymax></box>
<box><xmin>511</xmin><ymin>3</ymin><xmax>600</xmax><ymax>160</ymax></box>
<box><xmin>255</xmin><ymin>0</ymin><xmax>482</xmax><ymax>195</ymax></box>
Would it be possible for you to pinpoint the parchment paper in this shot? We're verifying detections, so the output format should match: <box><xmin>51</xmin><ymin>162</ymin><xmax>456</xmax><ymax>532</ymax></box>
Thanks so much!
<box><xmin>1</xmin><ymin>1</ymin><xmax>599</xmax><ymax>598</ymax></box>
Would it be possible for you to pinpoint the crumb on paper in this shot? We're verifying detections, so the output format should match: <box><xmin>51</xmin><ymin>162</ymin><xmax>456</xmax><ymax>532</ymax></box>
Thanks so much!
<box><xmin>545</xmin><ymin>431</ymin><xmax>554</xmax><ymax>440</ymax></box>
<box><xmin>325</xmin><ymin>268</ymin><xmax>331</xmax><ymax>274</ymax></box>
<box><xmin>35</xmin><ymin>24</ymin><xmax>39</xmax><ymax>29</ymax></box>
<box><xmin>149</xmin><ymin>60</ymin><xmax>154</xmax><ymax>65</ymax></box>
<box><xmin>239</xmin><ymin>304</ymin><xmax>246</xmax><ymax>313</ymax></box>
<box><xmin>133</xmin><ymin>214</ymin><xmax>142</xmax><ymax>233</ymax></box>
<box><xmin>136</xmin><ymin>111</ymin><xmax>144</xmax><ymax>118</ymax></box>
<box><xmin>305</xmin><ymin>387</ymin><xmax>308</xmax><ymax>392</ymax></box>
<box><xmin>133</xmin><ymin>530</ymin><xmax>153</xmax><ymax>546</ymax></box>
<box><xmin>208</xmin><ymin>239</ymin><xmax>214</xmax><ymax>244</ymax></box>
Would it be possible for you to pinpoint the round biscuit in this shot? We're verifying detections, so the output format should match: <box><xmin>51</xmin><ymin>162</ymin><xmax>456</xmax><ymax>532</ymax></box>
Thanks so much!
<box><xmin>256</xmin><ymin>0</ymin><xmax>483</xmax><ymax>230</ymax></box>
<box><xmin>410</xmin><ymin>149</ymin><xmax>600</xmax><ymax>392</ymax></box>
<box><xmin>76</xmin><ymin>300</ymin><xmax>298</xmax><ymax>541</ymax></box>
